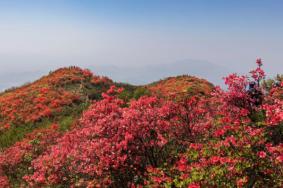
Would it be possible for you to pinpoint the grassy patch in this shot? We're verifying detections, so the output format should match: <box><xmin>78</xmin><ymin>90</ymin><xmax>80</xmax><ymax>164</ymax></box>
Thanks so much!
<box><xmin>59</xmin><ymin>116</ymin><xmax>74</xmax><ymax>132</ymax></box>
<box><xmin>0</xmin><ymin>119</ymin><xmax>51</xmax><ymax>149</ymax></box>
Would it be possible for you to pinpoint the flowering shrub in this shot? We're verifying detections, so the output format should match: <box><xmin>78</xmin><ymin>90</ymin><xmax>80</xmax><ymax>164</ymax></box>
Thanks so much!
<box><xmin>24</xmin><ymin>86</ymin><xmax>184</xmax><ymax>187</ymax></box>
<box><xmin>0</xmin><ymin>124</ymin><xmax>62</xmax><ymax>187</ymax></box>
<box><xmin>145</xmin><ymin>60</ymin><xmax>283</xmax><ymax>187</ymax></box>
<box><xmin>263</xmin><ymin>99</ymin><xmax>283</xmax><ymax>126</ymax></box>
<box><xmin>91</xmin><ymin>75</ymin><xmax>113</xmax><ymax>85</ymax></box>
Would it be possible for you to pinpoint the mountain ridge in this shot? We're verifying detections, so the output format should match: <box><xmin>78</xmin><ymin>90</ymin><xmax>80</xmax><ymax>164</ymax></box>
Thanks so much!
<box><xmin>0</xmin><ymin>66</ymin><xmax>214</xmax><ymax>149</ymax></box>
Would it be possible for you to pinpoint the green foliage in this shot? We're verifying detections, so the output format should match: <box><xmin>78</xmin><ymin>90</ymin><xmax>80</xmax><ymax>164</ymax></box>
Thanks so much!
<box><xmin>133</xmin><ymin>87</ymin><xmax>151</xmax><ymax>99</ymax></box>
<box><xmin>114</xmin><ymin>83</ymin><xmax>151</xmax><ymax>101</ymax></box>
<box><xmin>266</xmin><ymin>122</ymin><xmax>283</xmax><ymax>145</ymax></box>
<box><xmin>187</xmin><ymin>84</ymin><xmax>207</xmax><ymax>96</ymax></box>
<box><xmin>59</xmin><ymin>116</ymin><xmax>74</xmax><ymax>132</ymax></box>
<box><xmin>118</xmin><ymin>86</ymin><xmax>151</xmax><ymax>102</ymax></box>
<box><xmin>249</xmin><ymin>110</ymin><xmax>266</xmax><ymax>124</ymax></box>
<box><xmin>0</xmin><ymin>119</ymin><xmax>51</xmax><ymax>150</ymax></box>
<box><xmin>262</xmin><ymin>74</ymin><xmax>283</xmax><ymax>91</ymax></box>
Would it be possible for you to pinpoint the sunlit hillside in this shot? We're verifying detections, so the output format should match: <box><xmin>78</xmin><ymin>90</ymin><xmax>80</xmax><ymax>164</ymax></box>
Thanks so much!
<box><xmin>0</xmin><ymin>60</ymin><xmax>282</xmax><ymax>187</ymax></box>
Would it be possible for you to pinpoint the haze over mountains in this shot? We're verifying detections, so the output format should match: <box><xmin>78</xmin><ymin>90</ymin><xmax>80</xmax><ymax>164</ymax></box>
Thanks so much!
<box><xmin>3</xmin><ymin>57</ymin><xmax>281</xmax><ymax>92</ymax></box>
<box><xmin>90</xmin><ymin>59</ymin><xmax>232</xmax><ymax>85</ymax></box>
<box><xmin>0</xmin><ymin>59</ymin><xmax>232</xmax><ymax>91</ymax></box>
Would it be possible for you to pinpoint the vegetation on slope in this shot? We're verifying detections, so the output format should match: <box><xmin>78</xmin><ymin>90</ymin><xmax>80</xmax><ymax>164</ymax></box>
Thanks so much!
<box><xmin>146</xmin><ymin>75</ymin><xmax>214</xmax><ymax>100</ymax></box>
<box><xmin>2</xmin><ymin>60</ymin><xmax>281</xmax><ymax>187</ymax></box>
<box><xmin>0</xmin><ymin>67</ymin><xmax>115</xmax><ymax>149</ymax></box>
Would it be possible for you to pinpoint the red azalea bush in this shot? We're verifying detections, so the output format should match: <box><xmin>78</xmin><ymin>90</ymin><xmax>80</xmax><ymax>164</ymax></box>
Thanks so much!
<box><xmin>0</xmin><ymin>124</ymin><xmax>62</xmax><ymax>187</ymax></box>
<box><xmin>24</xmin><ymin>86</ymin><xmax>185</xmax><ymax>187</ymax></box>
<box><xmin>145</xmin><ymin>59</ymin><xmax>283</xmax><ymax>187</ymax></box>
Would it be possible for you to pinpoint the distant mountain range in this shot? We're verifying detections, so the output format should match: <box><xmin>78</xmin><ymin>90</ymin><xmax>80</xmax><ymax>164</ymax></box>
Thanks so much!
<box><xmin>0</xmin><ymin>59</ymin><xmax>231</xmax><ymax>91</ymax></box>
<box><xmin>89</xmin><ymin>59</ymin><xmax>232</xmax><ymax>86</ymax></box>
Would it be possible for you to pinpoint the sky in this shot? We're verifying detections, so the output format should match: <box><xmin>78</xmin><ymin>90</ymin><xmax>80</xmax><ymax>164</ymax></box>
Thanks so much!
<box><xmin>0</xmin><ymin>0</ymin><xmax>282</xmax><ymax>90</ymax></box>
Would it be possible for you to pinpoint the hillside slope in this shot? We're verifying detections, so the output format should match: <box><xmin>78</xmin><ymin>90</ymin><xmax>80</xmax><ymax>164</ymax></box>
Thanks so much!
<box><xmin>0</xmin><ymin>67</ymin><xmax>115</xmax><ymax>148</ymax></box>
<box><xmin>1</xmin><ymin>61</ymin><xmax>282</xmax><ymax>187</ymax></box>
<box><xmin>0</xmin><ymin>67</ymin><xmax>213</xmax><ymax>149</ymax></box>
<box><xmin>0</xmin><ymin>67</ymin><xmax>215</xmax><ymax>187</ymax></box>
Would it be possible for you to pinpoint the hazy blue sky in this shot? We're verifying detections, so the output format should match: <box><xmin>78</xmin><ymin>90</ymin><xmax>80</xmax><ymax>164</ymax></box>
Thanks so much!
<box><xmin>0</xmin><ymin>0</ymin><xmax>282</xmax><ymax>90</ymax></box>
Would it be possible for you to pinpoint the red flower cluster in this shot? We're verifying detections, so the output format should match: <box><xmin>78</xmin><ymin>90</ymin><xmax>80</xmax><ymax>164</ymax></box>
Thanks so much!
<box><xmin>250</xmin><ymin>58</ymin><xmax>265</xmax><ymax>82</ymax></box>
<box><xmin>263</xmin><ymin>99</ymin><xmax>283</xmax><ymax>125</ymax></box>
<box><xmin>91</xmin><ymin>75</ymin><xmax>113</xmax><ymax>85</ymax></box>
<box><xmin>0</xmin><ymin>124</ymin><xmax>62</xmax><ymax>187</ymax></box>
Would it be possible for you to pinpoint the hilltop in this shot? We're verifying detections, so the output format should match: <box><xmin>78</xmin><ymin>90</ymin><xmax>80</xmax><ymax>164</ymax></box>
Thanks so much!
<box><xmin>0</xmin><ymin>67</ymin><xmax>114</xmax><ymax>147</ymax></box>
<box><xmin>146</xmin><ymin>75</ymin><xmax>214</xmax><ymax>100</ymax></box>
